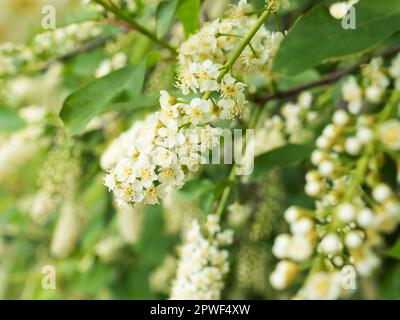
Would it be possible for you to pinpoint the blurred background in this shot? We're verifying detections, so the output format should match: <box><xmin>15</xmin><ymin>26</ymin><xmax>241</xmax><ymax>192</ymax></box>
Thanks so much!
<box><xmin>1</xmin><ymin>0</ymin><xmax>400</xmax><ymax>300</ymax></box>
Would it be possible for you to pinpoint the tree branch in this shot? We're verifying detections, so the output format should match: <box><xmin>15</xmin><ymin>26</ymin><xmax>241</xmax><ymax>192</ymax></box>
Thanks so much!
<box><xmin>254</xmin><ymin>45</ymin><xmax>400</xmax><ymax>104</ymax></box>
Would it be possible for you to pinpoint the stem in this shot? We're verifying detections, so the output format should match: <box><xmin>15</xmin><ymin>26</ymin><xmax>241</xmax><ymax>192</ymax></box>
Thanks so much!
<box><xmin>274</xmin><ymin>13</ymin><xmax>282</xmax><ymax>32</ymax></box>
<box><xmin>379</xmin><ymin>90</ymin><xmax>400</xmax><ymax>122</ymax></box>
<box><xmin>202</xmin><ymin>6</ymin><xmax>274</xmax><ymax>102</ymax></box>
<box><xmin>206</xmin><ymin>6</ymin><xmax>274</xmax><ymax>216</ymax></box>
<box><xmin>214</xmin><ymin>107</ymin><xmax>262</xmax><ymax>217</ymax></box>
<box><xmin>218</xmin><ymin>8</ymin><xmax>274</xmax><ymax>83</ymax></box>
<box><xmin>95</xmin><ymin>0</ymin><xmax>176</xmax><ymax>53</ymax></box>
<box><xmin>339</xmin><ymin>89</ymin><xmax>400</xmax><ymax>215</ymax></box>
<box><xmin>254</xmin><ymin>45</ymin><xmax>400</xmax><ymax>105</ymax></box>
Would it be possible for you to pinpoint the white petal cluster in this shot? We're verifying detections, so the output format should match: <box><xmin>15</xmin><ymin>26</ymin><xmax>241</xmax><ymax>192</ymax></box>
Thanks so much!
<box><xmin>342</xmin><ymin>58</ymin><xmax>389</xmax><ymax>114</ymax></box>
<box><xmin>250</xmin><ymin>92</ymin><xmax>315</xmax><ymax>158</ymax></box>
<box><xmin>177</xmin><ymin>0</ymin><xmax>283</xmax><ymax>117</ymax></box>
<box><xmin>104</xmin><ymin>1</ymin><xmax>284</xmax><ymax>207</ymax></box>
<box><xmin>104</xmin><ymin>93</ymin><xmax>223</xmax><ymax>208</ymax></box>
<box><xmin>298</xmin><ymin>272</ymin><xmax>342</xmax><ymax>300</ymax></box>
<box><xmin>0</xmin><ymin>22</ymin><xmax>101</xmax><ymax>76</ymax></box>
<box><xmin>170</xmin><ymin>215</ymin><xmax>233</xmax><ymax>299</ymax></box>
<box><xmin>271</xmin><ymin>54</ymin><xmax>400</xmax><ymax>298</ymax></box>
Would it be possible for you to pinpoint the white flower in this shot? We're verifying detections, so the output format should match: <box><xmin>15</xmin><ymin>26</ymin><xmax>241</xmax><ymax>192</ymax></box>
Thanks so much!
<box><xmin>319</xmin><ymin>234</ymin><xmax>343</xmax><ymax>255</ymax></box>
<box><xmin>144</xmin><ymin>184</ymin><xmax>166</xmax><ymax>205</ymax></box>
<box><xmin>377</xmin><ymin>119</ymin><xmax>400</xmax><ymax>150</ymax></box>
<box><xmin>337</xmin><ymin>203</ymin><xmax>357</xmax><ymax>222</ymax></box>
<box><xmin>345</xmin><ymin>136</ymin><xmax>362</xmax><ymax>155</ymax></box>
<box><xmin>329</xmin><ymin>2</ymin><xmax>352</xmax><ymax>20</ymax></box>
<box><xmin>356</xmin><ymin>127</ymin><xmax>374</xmax><ymax>144</ymax></box>
<box><xmin>342</xmin><ymin>76</ymin><xmax>362</xmax><ymax>114</ymax></box>
<box><xmin>197</xmin><ymin>60</ymin><xmax>221</xmax><ymax>92</ymax></box>
<box><xmin>151</xmin><ymin>146</ymin><xmax>175</xmax><ymax>167</ymax></box>
<box><xmin>345</xmin><ymin>231</ymin><xmax>363</xmax><ymax>248</ymax></box>
<box><xmin>114</xmin><ymin>158</ymin><xmax>136</xmax><ymax>183</ymax></box>
<box><xmin>290</xmin><ymin>218</ymin><xmax>314</xmax><ymax>235</ymax></box>
<box><xmin>352</xmin><ymin>247</ymin><xmax>380</xmax><ymax>277</ymax></box>
<box><xmin>332</xmin><ymin>110</ymin><xmax>350</xmax><ymax>126</ymax></box>
<box><xmin>218</xmin><ymin>98</ymin><xmax>244</xmax><ymax>119</ymax></box>
<box><xmin>357</xmin><ymin>207</ymin><xmax>375</xmax><ymax>227</ymax></box>
<box><xmin>206</xmin><ymin>214</ymin><xmax>221</xmax><ymax>234</ymax></box>
<box><xmin>284</xmin><ymin>206</ymin><xmax>301</xmax><ymax>223</ymax></box>
<box><xmin>158</xmin><ymin>165</ymin><xmax>185</xmax><ymax>187</ymax></box>
<box><xmin>170</xmin><ymin>218</ymin><xmax>231</xmax><ymax>299</ymax></box>
<box><xmin>372</xmin><ymin>184</ymin><xmax>392</xmax><ymax>203</ymax></box>
<box><xmin>157</xmin><ymin>126</ymin><xmax>186</xmax><ymax>148</ymax></box>
<box><xmin>135</xmin><ymin>157</ymin><xmax>157</xmax><ymax>188</ymax></box>
<box><xmin>220</xmin><ymin>73</ymin><xmax>246</xmax><ymax>101</ymax></box>
<box><xmin>302</xmin><ymin>272</ymin><xmax>342</xmax><ymax>300</ymax></box>
<box><xmin>272</xmin><ymin>234</ymin><xmax>291</xmax><ymax>259</ymax></box>
<box><xmin>288</xmin><ymin>235</ymin><xmax>313</xmax><ymax>262</ymax></box>
<box><xmin>269</xmin><ymin>260</ymin><xmax>299</xmax><ymax>290</ymax></box>
<box><xmin>183</xmin><ymin>98</ymin><xmax>212</xmax><ymax>125</ymax></box>
<box><xmin>114</xmin><ymin>181</ymin><xmax>144</xmax><ymax>204</ymax></box>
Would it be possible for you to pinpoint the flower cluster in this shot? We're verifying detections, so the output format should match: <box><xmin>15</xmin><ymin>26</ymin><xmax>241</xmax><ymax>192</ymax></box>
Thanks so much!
<box><xmin>255</xmin><ymin>92</ymin><xmax>316</xmax><ymax>155</ymax></box>
<box><xmin>103</xmin><ymin>105</ymin><xmax>223</xmax><ymax>208</ymax></box>
<box><xmin>178</xmin><ymin>0</ymin><xmax>283</xmax><ymax>77</ymax></box>
<box><xmin>270</xmin><ymin>55</ymin><xmax>400</xmax><ymax>299</ymax></box>
<box><xmin>342</xmin><ymin>58</ymin><xmax>389</xmax><ymax>114</ymax></box>
<box><xmin>170</xmin><ymin>215</ymin><xmax>233</xmax><ymax>299</ymax></box>
<box><xmin>0</xmin><ymin>22</ymin><xmax>101</xmax><ymax>77</ymax></box>
<box><xmin>31</xmin><ymin>140</ymin><xmax>81</xmax><ymax>225</ymax></box>
<box><xmin>103</xmin><ymin>1</ymin><xmax>283</xmax><ymax>207</ymax></box>
<box><xmin>177</xmin><ymin>0</ymin><xmax>283</xmax><ymax>118</ymax></box>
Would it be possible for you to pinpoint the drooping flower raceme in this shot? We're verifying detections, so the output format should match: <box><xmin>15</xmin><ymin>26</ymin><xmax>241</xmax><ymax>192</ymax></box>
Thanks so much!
<box><xmin>270</xmin><ymin>56</ymin><xmax>400</xmax><ymax>299</ymax></box>
<box><xmin>103</xmin><ymin>0</ymin><xmax>283</xmax><ymax>208</ymax></box>
<box><xmin>170</xmin><ymin>215</ymin><xmax>233</xmax><ymax>299</ymax></box>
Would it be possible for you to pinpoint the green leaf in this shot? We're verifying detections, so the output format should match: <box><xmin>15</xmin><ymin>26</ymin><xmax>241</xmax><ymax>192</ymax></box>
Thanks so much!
<box><xmin>250</xmin><ymin>144</ymin><xmax>313</xmax><ymax>181</ymax></box>
<box><xmin>387</xmin><ymin>238</ymin><xmax>400</xmax><ymax>260</ymax></box>
<box><xmin>177</xmin><ymin>0</ymin><xmax>200</xmax><ymax>37</ymax></box>
<box><xmin>173</xmin><ymin>179</ymin><xmax>214</xmax><ymax>200</ymax></box>
<box><xmin>60</xmin><ymin>59</ymin><xmax>147</xmax><ymax>136</ymax></box>
<box><xmin>276</xmin><ymin>69</ymin><xmax>320</xmax><ymax>91</ymax></box>
<box><xmin>0</xmin><ymin>107</ymin><xmax>26</xmax><ymax>132</ymax></box>
<box><xmin>156</xmin><ymin>0</ymin><xmax>180</xmax><ymax>38</ymax></box>
<box><xmin>273</xmin><ymin>0</ymin><xmax>400</xmax><ymax>75</ymax></box>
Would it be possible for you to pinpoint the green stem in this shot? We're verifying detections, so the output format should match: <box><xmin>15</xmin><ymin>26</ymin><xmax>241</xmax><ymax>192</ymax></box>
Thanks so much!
<box><xmin>334</xmin><ymin>90</ymin><xmax>400</xmax><ymax>223</ymax></box>
<box><xmin>379</xmin><ymin>90</ymin><xmax>400</xmax><ymax>122</ymax></box>
<box><xmin>274</xmin><ymin>13</ymin><xmax>282</xmax><ymax>32</ymax></box>
<box><xmin>207</xmin><ymin>6</ymin><xmax>274</xmax><ymax>216</ymax></box>
<box><xmin>95</xmin><ymin>0</ymin><xmax>176</xmax><ymax>54</ymax></box>
<box><xmin>202</xmin><ymin>6</ymin><xmax>273</xmax><ymax>103</ymax></box>
<box><xmin>217</xmin><ymin>7</ymin><xmax>274</xmax><ymax>83</ymax></box>
<box><xmin>214</xmin><ymin>107</ymin><xmax>262</xmax><ymax>217</ymax></box>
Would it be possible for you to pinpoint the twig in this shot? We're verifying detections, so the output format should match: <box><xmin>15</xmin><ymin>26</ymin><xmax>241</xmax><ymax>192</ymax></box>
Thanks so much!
<box><xmin>254</xmin><ymin>45</ymin><xmax>400</xmax><ymax>104</ymax></box>
<box><xmin>94</xmin><ymin>0</ymin><xmax>176</xmax><ymax>53</ymax></box>
<box><xmin>39</xmin><ymin>34</ymin><xmax>115</xmax><ymax>72</ymax></box>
